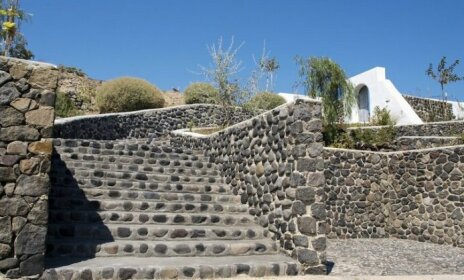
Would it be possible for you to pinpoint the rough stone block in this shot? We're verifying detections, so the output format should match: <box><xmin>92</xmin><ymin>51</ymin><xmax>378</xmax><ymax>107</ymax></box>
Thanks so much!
<box><xmin>14</xmin><ymin>223</ymin><xmax>47</xmax><ymax>255</ymax></box>
<box><xmin>311</xmin><ymin>236</ymin><xmax>327</xmax><ymax>251</ymax></box>
<box><xmin>0</xmin><ymin>106</ymin><xmax>25</xmax><ymax>127</ymax></box>
<box><xmin>14</xmin><ymin>174</ymin><xmax>50</xmax><ymax>196</ymax></box>
<box><xmin>294</xmin><ymin>248</ymin><xmax>319</xmax><ymax>265</ymax></box>
<box><xmin>0</xmin><ymin>197</ymin><xmax>30</xmax><ymax>216</ymax></box>
<box><xmin>0</xmin><ymin>166</ymin><xmax>17</xmax><ymax>182</ymax></box>
<box><xmin>0</xmin><ymin>70</ymin><xmax>12</xmax><ymax>85</ymax></box>
<box><xmin>0</xmin><ymin>154</ymin><xmax>20</xmax><ymax>166</ymax></box>
<box><xmin>0</xmin><ymin>126</ymin><xmax>40</xmax><ymax>141</ymax></box>
<box><xmin>306</xmin><ymin>172</ymin><xmax>325</xmax><ymax>187</ymax></box>
<box><xmin>0</xmin><ymin>258</ymin><xmax>18</xmax><ymax>271</ymax></box>
<box><xmin>297</xmin><ymin>158</ymin><xmax>317</xmax><ymax>172</ymax></box>
<box><xmin>9</xmin><ymin>63</ymin><xmax>29</xmax><ymax>80</ymax></box>
<box><xmin>28</xmin><ymin>68</ymin><xmax>59</xmax><ymax>90</ymax></box>
<box><xmin>293</xmin><ymin>235</ymin><xmax>309</xmax><ymax>247</ymax></box>
<box><xmin>39</xmin><ymin>90</ymin><xmax>56</xmax><ymax>106</ymax></box>
<box><xmin>0</xmin><ymin>82</ymin><xmax>20</xmax><ymax>105</ymax></box>
<box><xmin>297</xmin><ymin>216</ymin><xmax>317</xmax><ymax>235</ymax></box>
<box><xmin>27</xmin><ymin>198</ymin><xmax>48</xmax><ymax>225</ymax></box>
<box><xmin>25</xmin><ymin>106</ymin><xmax>54</xmax><ymax>127</ymax></box>
<box><xmin>28</xmin><ymin>139</ymin><xmax>53</xmax><ymax>155</ymax></box>
<box><xmin>295</xmin><ymin>186</ymin><xmax>316</xmax><ymax>204</ymax></box>
<box><xmin>310</xmin><ymin>203</ymin><xmax>327</xmax><ymax>220</ymax></box>
<box><xmin>6</xmin><ymin>141</ymin><xmax>28</xmax><ymax>155</ymax></box>
<box><xmin>0</xmin><ymin>216</ymin><xmax>12</xmax><ymax>243</ymax></box>
<box><xmin>20</xmin><ymin>254</ymin><xmax>44</xmax><ymax>276</ymax></box>
<box><xmin>10</xmin><ymin>98</ymin><xmax>37</xmax><ymax>113</ymax></box>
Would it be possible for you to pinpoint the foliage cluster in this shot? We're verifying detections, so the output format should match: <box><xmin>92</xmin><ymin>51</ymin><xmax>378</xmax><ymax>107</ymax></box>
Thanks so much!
<box><xmin>58</xmin><ymin>65</ymin><xmax>86</xmax><ymax>77</ymax></box>
<box><xmin>244</xmin><ymin>92</ymin><xmax>286</xmax><ymax>111</ymax></box>
<box><xmin>0</xmin><ymin>0</ymin><xmax>33</xmax><ymax>59</ymax></box>
<box><xmin>370</xmin><ymin>106</ymin><xmax>397</xmax><ymax>126</ymax></box>
<box><xmin>55</xmin><ymin>92</ymin><xmax>79</xmax><ymax>118</ymax></box>
<box><xmin>183</xmin><ymin>82</ymin><xmax>218</xmax><ymax>104</ymax></box>
<box><xmin>331</xmin><ymin>125</ymin><xmax>397</xmax><ymax>150</ymax></box>
<box><xmin>96</xmin><ymin>77</ymin><xmax>165</xmax><ymax>113</ymax></box>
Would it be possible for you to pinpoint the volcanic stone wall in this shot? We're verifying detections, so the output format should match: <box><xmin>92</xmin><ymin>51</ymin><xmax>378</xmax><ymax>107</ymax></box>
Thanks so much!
<box><xmin>396</xmin><ymin>136</ymin><xmax>463</xmax><ymax>150</ymax></box>
<box><xmin>324</xmin><ymin>146</ymin><xmax>464</xmax><ymax>247</ymax></box>
<box><xmin>403</xmin><ymin>95</ymin><xmax>454</xmax><ymax>122</ymax></box>
<box><xmin>351</xmin><ymin>120</ymin><xmax>464</xmax><ymax>138</ymax></box>
<box><xmin>171</xmin><ymin>99</ymin><xmax>328</xmax><ymax>274</ymax></box>
<box><xmin>54</xmin><ymin>105</ymin><xmax>255</xmax><ymax>140</ymax></box>
<box><xmin>0</xmin><ymin>57</ymin><xmax>58</xmax><ymax>277</ymax></box>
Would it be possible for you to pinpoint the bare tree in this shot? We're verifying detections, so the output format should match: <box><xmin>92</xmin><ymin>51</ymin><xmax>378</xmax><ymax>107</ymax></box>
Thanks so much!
<box><xmin>426</xmin><ymin>56</ymin><xmax>464</xmax><ymax>103</ymax></box>
<box><xmin>199</xmin><ymin>37</ymin><xmax>244</xmax><ymax>125</ymax></box>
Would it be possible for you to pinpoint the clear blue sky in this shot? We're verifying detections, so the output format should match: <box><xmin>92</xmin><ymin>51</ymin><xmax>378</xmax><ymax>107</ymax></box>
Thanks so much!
<box><xmin>21</xmin><ymin>0</ymin><xmax>464</xmax><ymax>100</ymax></box>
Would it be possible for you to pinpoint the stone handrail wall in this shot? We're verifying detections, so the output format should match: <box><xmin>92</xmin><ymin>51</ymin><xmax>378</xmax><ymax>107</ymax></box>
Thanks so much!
<box><xmin>349</xmin><ymin>120</ymin><xmax>464</xmax><ymax>137</ymax></box>
<box><xmin>54</xmin><ymin>104</ymin><xmax>255</xmax><ymax>140</ymax></box>
<box><xmin>0</xmin><ymin>57</ymin><xmax>58</xmax><ymax>277</ymax></box>
<box><xmin>403</xmin><ymin>95</ymin><xmax>454</xmax><ymax>122</ymax></box>
<box><xmin>324</xmin><ymin>146</ymin><xmax>464</xmax><ymax>247</ymax></box>
<box><xmin>396</xmin><ymin>136</ymin><xmax>463</xmax><ymax>150</ymax></box>
<box><xmin>171</xmin><ymin>99</ymin><xmax>327</xmax><ymax>274</ymax></box>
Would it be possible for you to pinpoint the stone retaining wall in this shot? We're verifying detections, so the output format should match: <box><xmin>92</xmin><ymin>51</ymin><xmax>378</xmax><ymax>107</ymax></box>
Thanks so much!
<box><xmin>396</xmin><ymin>136</ymin><xmax>463</xmax><ymax>150</ymax></box>
<box><xmin>350</xmin><ymin>120</ymin><xmax>464</xmax><ymax>138</ymax></box>
<box><xmin>324</xmin><ymin>146</ymin><xmax>464</xmax><ymax>247</ymax></box>
<box><xmin>54</xmin><ymin>105</ymin><xmax>254</xmax><ymax>140</ymax></box>
<box><xmin>403</xmin><ymin>95</ymin><xmax>454</xmax><ymax>122</ymax></box>
<box><xmin>171</xmin><ymin>99</ymin><xmax>328</xmax><ymax>274</ymax></box>
<box><xmin>0</xmin><ymin>57</ymin><xmax>58</xmax><ymax>277</ymax></box>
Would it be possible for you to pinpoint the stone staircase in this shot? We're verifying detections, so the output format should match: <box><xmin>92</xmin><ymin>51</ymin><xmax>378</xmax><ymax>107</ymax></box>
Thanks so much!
<box><xmin>43</xmin><ymin>138</ymin><xmax>300</xmax><ymax>279</ymax></box>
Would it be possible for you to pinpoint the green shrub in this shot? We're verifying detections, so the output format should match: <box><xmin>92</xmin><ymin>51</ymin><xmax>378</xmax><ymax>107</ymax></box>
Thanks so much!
<box><xmin>96</xmin><ymin>77</ymin><xmax>165</xmax><ymax>113</ymax></box>
<box><xmin>55</xmin><ymin>92</ymin><xmax>79</xmax><ymax>117</ymax></box>
<box><xmin>183</xmin><ymin>82</ymin><xmax>218</xmax><ymax>104</ymax></box>
<box><xmin>245</xmin><ymin>92</ymin><xmax>286</xmax><ymax>111</ymax></box>
<box><xmin>371</xmin><ymin>106</ymin><xmax>396</xmax><ymax>126</ymax></box>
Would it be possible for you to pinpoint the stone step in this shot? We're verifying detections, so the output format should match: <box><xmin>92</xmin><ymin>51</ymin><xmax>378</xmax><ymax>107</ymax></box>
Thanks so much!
<box><xmin>54</xmin><ymin>153</ymin><xmax>215</xmax><ymax>169</ymax></box>
<box><xmin>47</xmin><ymin>223</ymin><xmax>269</xmax><ymax>241</ymax></box>
<box><xmin>44</xmin><ymin>255</ymin><xmax>300</xmax><ymax>279</ymax></box>
<box><xmin>46</xmin><ymin>239</ymin><xmax>278</xmax><ymax>258</ymax></box>
<box><xmin>54</xmin><ymin>147</ymin><xmax>205</xmax><ymax>162</ymax></box>
<box><xmin>49</xmin><ymin>185</ymin><xmax>234</xmax><ymax>201</ymax></box>
<box><xmin>48</xmin><ymin>209</ymin><xmax>254</xmax><ymax>226</ymax></box>
<box><xmin>52</xmin><ymin>159</ymin><xmax>220</xmax><ymax>177</ymax></box>
<box><xmin>50</xmin><ymin>178</ymin><xmax>228</xmax><ymax>195</ymax></box>
<box><xmin>50</xmin><ymin>168</ymin><xmax>223</xmax><ymax>185</ymax></box>
<box><xmin>53</xmin><ymin>139</ymin><xmax>197</xmax><ymax>155</ymax></box>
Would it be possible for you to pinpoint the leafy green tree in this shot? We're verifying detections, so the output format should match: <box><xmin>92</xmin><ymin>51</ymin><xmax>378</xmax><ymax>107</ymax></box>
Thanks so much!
<box><xmin>426</xmin><ymin>56</ymin><xmax>464</xmax><ymax>102</ymax></box>
<box><xmin>0</xmin><ymin>0</ymin><xmax>33</xmax><ymax>58</ymax></box>
<box><xmin>295</xmin><ymin>56</ymin><xmax>355</xmax><ymax>144</ymax></box>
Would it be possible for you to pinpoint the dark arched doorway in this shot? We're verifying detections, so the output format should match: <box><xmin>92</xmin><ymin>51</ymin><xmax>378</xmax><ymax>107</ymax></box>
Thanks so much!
<box><xmin>358</xmin><ymin>86</ymin><xmax>370</xmax><ymax>123</ymax></box>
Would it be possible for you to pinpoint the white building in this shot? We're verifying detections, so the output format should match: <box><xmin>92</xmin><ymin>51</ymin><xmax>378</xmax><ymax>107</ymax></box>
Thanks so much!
<box><xmin>279</xmin><ymin>67</ymin><xmax>463</xmax><ymax>125</ymax></box>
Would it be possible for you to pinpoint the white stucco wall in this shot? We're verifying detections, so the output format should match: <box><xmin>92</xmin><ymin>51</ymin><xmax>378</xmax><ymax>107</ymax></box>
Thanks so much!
<box><xmin>347</xmin><ymin>67</ymin><xmax>423</xmax><ymax>125</ymax></box>
<box><xmin>278</xmin><ymin>67</ymin><xmax>428</xmax><ymax>125</ymax></box>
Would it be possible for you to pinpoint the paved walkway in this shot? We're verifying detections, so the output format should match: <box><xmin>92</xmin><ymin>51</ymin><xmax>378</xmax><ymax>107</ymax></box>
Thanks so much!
<box><xmin>326</xmin><ymin>239</ymin><xmax>464</xmax><ymax>276</ymax></box>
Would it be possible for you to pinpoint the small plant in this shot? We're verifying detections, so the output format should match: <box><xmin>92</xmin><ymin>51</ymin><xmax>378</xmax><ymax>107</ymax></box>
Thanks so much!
<box><xmin>187</xmin><ymin>120</ymin><xmax>195</xmax><ymax>132</ymax></box>
<box><xmin>55</xmin><ymin>92</ymin><xmax>79</xmax><ymax>117</ymax></box>
<box><xmin>58</xmin><ymin>65</ymin><xmax>86</xmax><ymax>77</ymax></box>
<box><xmin>370</xmin><ymin>106</ymin><xmax>397</xmax><ymax>126</ymax></box>
<box><xmin>244</xmin><ymin>92</ymin><xmax>286</xmax><ymax>111</ymax></box>
<box><xmin>183</xmin><ymin>82</ymin><xmax>218</xmax><ymax>104</ymax></box>
<box><xmin>96</xmin><ymin>77</ymin><xmax>165</xmax><ymax>113</ymax></box>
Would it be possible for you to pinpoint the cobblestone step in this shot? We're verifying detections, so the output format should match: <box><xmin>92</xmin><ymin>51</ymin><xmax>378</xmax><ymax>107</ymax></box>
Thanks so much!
<box><xmin>54</xmin><ymin>138</ymin><xmax>198</xmax><ymax>155</ymax></box>
<box><xmin>52</xmin><ymin>159</ymin><xmax>220</xmax><ymax>176</ymax></box>
<box><xmin>47</xmin><ymin>224</ymin><xmax>269</xmax><ymax>241</ymax></box>
<box><xmin>50</xmin><ymin>184</ymin><xmax>229</xmax><ymax>201</ymax></box>
<box><xmin>50</xmin><ymin>168</ymin><xmax>223</xmax><ymax>185</ymax></box>
<box><xmin>49</xmin><ymin>186</ymin><xmax>236</xmax><ymax>202</ymax></box>
<box><xmin>46</xmin><ymin>239</ymin><xmax>278</xmax><ymax>258</ymax></box>
<box><xmin>43</xmin><ymin>255</ymin><xmax>300</xmax><ymax>279</ymax></box>
<box><xmin>48</xmin><ymin>209</ymin><xmax>254</xmax><ymax>226</ymax></box>
<box><xmin>54</xmin><ymin>153</ymin><xmax>216</xmax><ymax>169</ymax></box>
<box><xmin>54</xmin><ymin>148</ymin><xmax>205</xmax><ymax>162</ymax></box>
